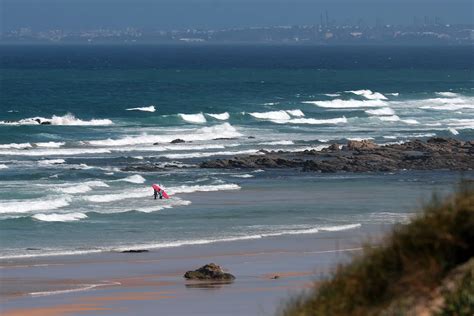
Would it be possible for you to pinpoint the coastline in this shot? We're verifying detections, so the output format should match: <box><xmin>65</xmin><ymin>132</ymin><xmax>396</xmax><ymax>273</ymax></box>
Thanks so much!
<box><xmin>0</xmin><ymin>224</ymin><xmax>386</xmax><ymax>316</ymax></box>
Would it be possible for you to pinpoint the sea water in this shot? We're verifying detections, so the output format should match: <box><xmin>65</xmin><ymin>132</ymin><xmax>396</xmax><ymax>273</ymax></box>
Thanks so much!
<box><xmin>0</xmin><ymin>45</ymin><xmax>473</xmax><ymax>259</ymax></box>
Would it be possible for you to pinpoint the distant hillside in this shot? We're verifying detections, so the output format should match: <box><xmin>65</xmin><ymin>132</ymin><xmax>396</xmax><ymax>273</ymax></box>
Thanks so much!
<box><xmin>280</xmin><ymin>182</ymin><xmax>474</xmax><ymax>316</ymax></box>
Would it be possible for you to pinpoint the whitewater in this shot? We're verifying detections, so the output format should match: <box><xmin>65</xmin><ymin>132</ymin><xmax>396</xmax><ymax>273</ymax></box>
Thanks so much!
<box><xmin>1</xmin><ymin>45</ymin><xmax>473</xmax><ymax>260</ymax></box>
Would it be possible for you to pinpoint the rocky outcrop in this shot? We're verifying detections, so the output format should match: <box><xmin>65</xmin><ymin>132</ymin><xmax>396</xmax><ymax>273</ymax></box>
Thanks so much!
<box><xmin>200</xmin><ymin>138</ymin><xmax>474</xmax><ymax>173</ymax></box>
<box><xmin>184</xmin><ymin>263</ymin><xmax>235</xmax><ymax>281</ymax></box>
<box><xmin>170</xmin><ymin>138</ymin><xmax>185</xmax><ymax>144</ymax></box>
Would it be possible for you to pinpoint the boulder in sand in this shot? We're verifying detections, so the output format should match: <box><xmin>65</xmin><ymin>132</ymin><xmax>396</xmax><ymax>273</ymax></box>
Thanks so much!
<box><xmin>184</xmin><ymin>263</ymin><xmax>235</xmax><ymax>280</ymax></box>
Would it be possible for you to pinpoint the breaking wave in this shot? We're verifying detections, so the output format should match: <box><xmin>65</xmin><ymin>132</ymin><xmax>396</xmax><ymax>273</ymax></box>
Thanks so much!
<box><xmin>126</xmin><ymin>105</ymin><xmax>156</xmax><ymax>112</ymax></box>
<box><xmin>304</xmin><ymin>99</ymin><xmax>387</xmax><ymax>108</ymax></box>
<box><xmin>32</xmin><ymin>212</ymin><xmax>88</xmax><ymax>222</ymax></box>
<box><xmin>347</xmin><ymin>89</ymin><xmax>387</xmax><ymax>100</ymax></box>
<box><xmin>0</xmin><ymin>141</ymin><xmax>64</xmax><ymax>150</ymax></box>
<box><xmin>83</xmin><ymin>183</ymin><xmax>240</xmax><ymax>203</ymax></box>
<box><xmin>179</xmin><ymin>113</ymin><xmax>207</xmax><ymax>124</ymax></box>
<box><xmin>55</xmin><ymin>181</ymin><xmax>109</xmax><ymax>194</ymax></box>
<box><xmin>87</xmin><ymin>123</ymin><xmax>241</xmax><ymax>146</ymax></box>
<box><xmin>435</xmin><ymin>92</ymin><xmax>459</xmax><ymax>97</ymax></box>
<box><xmin>365</xmin><ymin>108</ymin><xmax>395</xmax><ymax>116</ymax></box>
<box><xmin>282</xmin><ymin>117</ymin><xmax>347</xmax><ymax>125</ymax></box>
<box><xmin>249</xmin><ymin>110</ymin><xmax>291</xmax><ymax>121</ymax></box>
<box><xmin>0</xmin><ymin>196</ymin><xmax>71</xmax><ymax>214</ymax></box>
<box><xmin>207</xmin><ymin>112</ymin><xmax>230</xmax><ymax>120</ymax></box>
<box><xmin>119</xmin><ymin>175</ymin><xmax>146</xmax><ymax>184</ymax></box>
<box><xmin>0</xmin><ymin>114</ymin><xmax>113</xmax><ymax>126</ymax></box>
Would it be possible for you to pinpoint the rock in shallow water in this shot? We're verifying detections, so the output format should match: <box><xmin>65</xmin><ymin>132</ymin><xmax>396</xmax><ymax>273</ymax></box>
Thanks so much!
<box><xmin>184</xmin><ymin>263</ymin><xmax>236</xmax><ymax>280</ymax></box>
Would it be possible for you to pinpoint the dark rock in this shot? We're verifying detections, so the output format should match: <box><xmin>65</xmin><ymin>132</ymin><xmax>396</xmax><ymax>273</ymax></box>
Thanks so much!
<box><xmin>26</xmin><ymin>248</ymin><xmax>41</xmax><ymax>251</ymax></box>
<box><xmin>248</xmin><ymin>136</ymin><xmax>256</xmax><ymax>139</ymax></box>
<box><xmin>271</xmin><ymin>275</ymin><xmax>281</xmax><ymax>279</ymax></box>
<box><xmin>184</xmin><ymin>263</ymin><xmax>235</xmax><ymax>281</ymax></box>
<box><xmin>121</xmin><ymin>249</ymin><xmax>149</xmax><ymax>253</ymax></box>
<box><xmin>170</xmin><ymin>139</ymin><xmax>185</xmax><ymax>144</ymax></box>
<box><xmin>345</xmin><ymin>139</ymin><xmax>378</xmax><ymax>151</ymax></box>
<box><xmin>40</xmin><ymin>121</ymin><xmax>52</xmax><ymax>125</ymax></box>
<box><xmin>199</xmin><ymin>137</ymin><xmax>474</xmax><ymax>173</ymax></box>
<box><xmin>213</xmin><ymin>137</ymin><xmax>238</xmax><ymax>141</ymax></box>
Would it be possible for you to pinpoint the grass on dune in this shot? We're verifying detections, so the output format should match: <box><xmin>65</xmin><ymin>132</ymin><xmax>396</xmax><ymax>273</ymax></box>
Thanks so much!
<box><xmin>280</xmin><ymin>181</ymin><xmax>474</xmax><ymax>316</ymax></box>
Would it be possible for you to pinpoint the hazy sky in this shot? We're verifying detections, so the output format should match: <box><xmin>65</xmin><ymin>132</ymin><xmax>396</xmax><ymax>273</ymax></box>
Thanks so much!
<box><xmin>1</xmin><ymin>0</ymin><xmax>472</xmax><ymax>31</ymax></box>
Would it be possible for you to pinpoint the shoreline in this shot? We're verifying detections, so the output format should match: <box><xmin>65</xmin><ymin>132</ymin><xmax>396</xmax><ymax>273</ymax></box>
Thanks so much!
<box><xmin>0</xmin><ymin>224</ymin><xmax>386</xmax><ymax>315</ymax></box>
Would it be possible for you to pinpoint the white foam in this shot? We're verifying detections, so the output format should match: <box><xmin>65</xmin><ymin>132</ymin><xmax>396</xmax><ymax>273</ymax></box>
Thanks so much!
<box><xmin>419</xmin><ymin>97</ymin><xmax>474</xmax><ymax>111</ymax></box>
<box><xmin>435</xmin><ymin>92</ymin><xmax>458</xmax><ymax>97</ymax></box>
<box><xmin>377</xmin><ymin>115</ymin><xmax>400</xmax><ymax>122</ymax></box>
<box><xmin>448</xmin><ymin>127</ymin><xmax>459</xmax><ymax>135</ymax></box>
<box><xmin>388</xmin><ymin>93</ymin><xmax>400</xmax><ymax>96</ymax></box>
<box><xmin>0</xmin><ymin>196</ymin><xmax>71</xmax><ymax>214</ymax></box>
<box><xmin>259</xmin><ymin>140</ymin><xmax>294</xmax><ymax>146</ymax></box>
<box><xmin>29</xmin><ymin>281</ymin><xmax>119</xmax><ymax>296</ymax></box>
<box><xmin>286</xmin><ymin>109</ymin><xmax>305</xmax><ymax>117</ymax></box>
<box><xmin>38</xmin><ymin>159</ymin><xmax>66</xmax><ymax>166</ymax></box>
<box><xmin>0</xmin><ymin>164</ymin><xmax>8</xmax><ymax>169</ymax></box>
<box><xmin>126</xmin><ymin>105</ymin><xmax>156</xmax><ymax>112</ymax></box>
<box><xmin>119</xmin><ymin>175</ymin><xmax>146</xmax><ymax>184</ymax></box>
<box><xmin>207</xmin><ymin>112</ymin><xmax>230</xmax><ymax>120</ymax></box>
<box><xmin>347</xmin><ymin>89</ymin><xmax>387</xmax><ymax>100</ymax></box>
<box><xmin>84</xmin><ymin>183</ymin><xmax>240</xmax><ymax>203</ymax></box>
<box><xmin>318</xmin><ymin>223</ymin><xmax>362</xmax><ymax>231</ymax></box>
<box><xmin>304</xmin><ymin>99</ymin><xmax>387</xmax><ymax>108</ymax></box>
<box><xmin>55</xmin><ymin>181</ymin><xmax>109</xmax><ymax>194</ymax></box>
<box><xmin>0</xmin><ymin>148</ymin><xmax>111</xmax><ymax>156</ymax></box>
<box><xmin>347</xmin><ymin>137</ymin><xmax>374</xmax><ymax>141</ymax></box>
<box><xmin>0</xmin><ymin>114</ymin><xmax>113</xmax><ymax>126</ymax></box>
<box><xmin>32</xmin><ymin>212</ymin><xmax>88</xmax><ymax>222</ymax></box>
<box><xmin>88</xmin><ymin>123</ymin><xmax>241</xmax><ymax>147</ymax></box>
<box><xmin>161</xmin><ymin>149</ymin><xmax>260</xmax><ymax>159</ymax></box>
<box><xmin>230</xmin><ymin>174</ymin><xmax>254</xmax><ymax>178</ymax></box>
<box><xmin>323</xmin><ymin>93</ymin><xmax>341</xmax><ymax>97</ymax></box>
<box><xmin>401</xmin><ymin>119</ymin><xmax>420</xmax><ymax>125</ymax></box>
<box><xmin>283</xmin><ymin>117</ymin><xmax>348</xmax><ymax>125</ymax></box>
<box><xmin>365</xmin><ymin>108</ymin><xmax>395</xmax><ymax>116</ymax></box>
<box><xmin>0</xmin><ymin>143</ymin><xmax>32</xmax><ymax>149</ymax></box>
<box><xmin>249</xmin><ymin>110</ymin><xmax>291</xmax><ymax>121</ymax></box>
<box><xmin>179</xmin><ymin>113</ymin><xmax>207</xmax><ymax>124</ymax></box>
<box><xmin>35</xmin><ymin>142</ymin><xmax>65</xmax><ymax>148</ymax></box>
<box><xmin>135</xmin><ymin>199</ymin><xmax>192</xmax><ymax>213</ymax></box>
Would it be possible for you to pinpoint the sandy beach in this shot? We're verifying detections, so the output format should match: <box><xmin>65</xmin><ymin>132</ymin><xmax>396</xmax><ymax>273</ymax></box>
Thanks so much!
<box><xmin>0</xmin><ymin>224</ymin><xmax>386</xmax><ymax>316</ymax></box>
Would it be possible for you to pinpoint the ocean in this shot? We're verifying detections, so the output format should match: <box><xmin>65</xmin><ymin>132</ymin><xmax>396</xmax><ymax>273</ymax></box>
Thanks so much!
<box><xmin>0</xmin><ymin>45</ymin><xmax>473</xmax><ymax>259</ymax></box>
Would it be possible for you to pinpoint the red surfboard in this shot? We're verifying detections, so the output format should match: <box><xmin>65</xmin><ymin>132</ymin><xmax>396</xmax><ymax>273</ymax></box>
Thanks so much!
<box><xmin>152</xmin><ymin>184</ymin><xmax>170</xmax><ymax>199</ymax></box>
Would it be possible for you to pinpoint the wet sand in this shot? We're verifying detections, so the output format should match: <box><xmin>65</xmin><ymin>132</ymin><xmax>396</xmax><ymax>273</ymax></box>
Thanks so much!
<box><xmin>0</xmin><ymin>224</ymin><xmax>387</xmax><ymax>316</ymax></box>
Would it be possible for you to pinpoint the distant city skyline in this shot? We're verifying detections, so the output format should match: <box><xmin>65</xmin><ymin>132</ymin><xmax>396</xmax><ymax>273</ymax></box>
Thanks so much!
<box><xmin>1</xmin><ymin>0</ymin><xmax>472</xmax><ymax>32</ymax></box>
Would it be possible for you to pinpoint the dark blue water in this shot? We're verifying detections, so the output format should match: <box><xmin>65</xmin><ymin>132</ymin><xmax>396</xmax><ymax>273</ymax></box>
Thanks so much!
<box><xmin>0</xmin><ymin>45</ymin><xmax>472</xmax><ymax>259</ymax></box>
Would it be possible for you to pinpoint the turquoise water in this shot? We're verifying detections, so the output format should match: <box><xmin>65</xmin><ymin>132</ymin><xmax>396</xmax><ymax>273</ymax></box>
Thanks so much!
<box><xmin>0</xmin><ymin>45</ymin><xmax>473</xmax><ymax>259</ymax></box>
